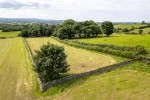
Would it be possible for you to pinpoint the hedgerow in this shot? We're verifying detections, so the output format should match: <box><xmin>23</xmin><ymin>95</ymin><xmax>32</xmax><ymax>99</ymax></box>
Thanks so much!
<box><xmin>52</xmin><ymin>37</ymin><xmax>145</xmax><ymax>58</ymax></box>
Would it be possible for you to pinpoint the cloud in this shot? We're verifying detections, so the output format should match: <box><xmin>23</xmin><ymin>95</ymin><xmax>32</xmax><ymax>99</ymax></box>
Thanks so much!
<box><xmin>0</xmin><ymin>0</ymin><xmax>149</xmax><ymax>21</ymax></box>
<box><xmin>0</xmin><ymin>1</ymin><xmax>50</xmax><ymax>9</ymax></box>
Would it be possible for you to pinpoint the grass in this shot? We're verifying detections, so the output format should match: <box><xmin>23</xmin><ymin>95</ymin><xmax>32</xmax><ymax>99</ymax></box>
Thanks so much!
<box><xmin>78</xmin><ymin>33</ymin><xmax>150</xmax><ymax>54</ymax></box>
<box><xmin>0</xmin><ymin>37</ymin><xmax>37</xmax><ymax>100</ymax></box>
<box><xmin>0</xmin><ymin>30</ymin><xmax>150</xmax><ymax>100</ymax></box>
<box><xmin>114</xmin><ymin>24</ymin><xmax>147</xmax><ymax>30</ymax></box>
<box><xmin>131</xmin><ymin>28</ymin><xmax>150</xmax><ymax>34</ymax></box>
<box><xmin>0</xmin><ymin>30</ymin><xmax>20</xmax><ymax>37</ymax></box>
<box><xmin>26</xmin><ymin>37</ymin><xmax>116</xmax><ymax>74</ymax></box>
<box><xmin>60</xmin><ymin>69</ymin><xmax>150</xmax><ymax>100</ymax></box>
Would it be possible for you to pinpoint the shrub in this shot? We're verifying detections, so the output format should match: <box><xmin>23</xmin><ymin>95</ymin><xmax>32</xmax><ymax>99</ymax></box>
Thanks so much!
<box><xmin>34</xmin><ymin>43</ymin><xmax>69</xmax><ymax>82</ymax></box>
<box><xmin>122</xmin><ymin>28</ymin><xmax>129</xmax><ymax>32</ymax></box>
<box><xmin>138</xmin><ymin>29</ymin><xmax>143</xmax><ymax>34</ymax></box>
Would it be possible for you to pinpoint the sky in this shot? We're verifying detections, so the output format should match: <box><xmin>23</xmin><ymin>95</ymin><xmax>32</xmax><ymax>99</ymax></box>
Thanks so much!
<box><xmin>0</xmin><ymin>0</ymin><xmax>150</xmax><ymax>22</ymax></box>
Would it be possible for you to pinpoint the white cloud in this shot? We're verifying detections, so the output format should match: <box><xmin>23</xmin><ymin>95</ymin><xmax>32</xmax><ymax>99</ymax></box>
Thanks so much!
<box><xmin>0</xmin><ymin>0</ymin><xmax>150</xmax><ymax>21</ymax></box>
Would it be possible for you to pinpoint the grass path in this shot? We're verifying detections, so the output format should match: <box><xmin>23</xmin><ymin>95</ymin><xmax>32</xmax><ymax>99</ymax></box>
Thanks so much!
<box><xmin>26</xmin><ymin>37</ymin><xmax>116</xmax><ymax>74</ymax></box>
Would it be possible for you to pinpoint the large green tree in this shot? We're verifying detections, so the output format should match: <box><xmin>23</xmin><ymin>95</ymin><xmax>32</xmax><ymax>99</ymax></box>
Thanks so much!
<box><xmin>101</xmin><ymin>21</ymin><xmax>114</xmax><ymax>36</ymax></box>
<box><xmin>34</xmin><ymin>43</ymin><xmax>69</xmax><ymax>82</ymax></box>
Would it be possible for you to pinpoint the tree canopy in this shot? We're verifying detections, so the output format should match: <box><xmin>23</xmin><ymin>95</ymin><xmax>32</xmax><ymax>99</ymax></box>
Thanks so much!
<box><xmin>34</xmin><ymin>43</ymin><xmax>69</xmax><ymax>82</ymax></box>
<box><xmin>101</xmin><ymin>21</ymin><xmax>114</xmax><ymax>36</ymax></box>
<box><xmin>53</xmin><ymin>19</ymin><xmax>102</xmax><ymax>39</ymax></box>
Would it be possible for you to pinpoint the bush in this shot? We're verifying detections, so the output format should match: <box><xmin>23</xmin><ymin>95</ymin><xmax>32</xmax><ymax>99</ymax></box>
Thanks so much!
<box><xmin>122</xmin><ymin>28</ymin><xmax>129</xmax><ymax>32</ymax></box>
<box><xmin>138</xmin><ymin>29</ymin><xmax>143</xmax><ymax>34</ymax></box>
<box><xmin>34</xmin><ymin>43</ymin><xmax>69</xmax><ymax>82</ymax></box>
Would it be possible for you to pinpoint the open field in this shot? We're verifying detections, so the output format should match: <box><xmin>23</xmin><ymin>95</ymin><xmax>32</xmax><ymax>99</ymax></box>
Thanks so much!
<box><xmin>114</xmin><ymin>24</ymin><xmax>147</xmax><ymax>29</ymax></box>
<box><xmin>0</xmin><ymin>37</ymin><xmax>37</xmax><ymax>100</ymax></box>
<box><xmin>0</xmin><ymin>31</ymin><xmax>149</xmax><ymax>100</ymax></box>
<box><xmin>60</xmin><ymin>69</ymin><xmax>150</xmax><ymax>100</ymax></box>
<box><xmin>0</xmin><ymin>30</ymin><xmax>20</xmax><ymax>37</ymax></box>
<box><xmin>26</xmin><ymin>37</ymin><xmax>116</xmax><ymax>74</ymax></box>
<box><xmin>131</xmin><ymin>28</ymin><xmax>150</xmax><ymax>34</ymax></box>
<box><xmin>78</xmin><ymin>34</ymin><xmax>150</xmax><ymax>54</ymax></box>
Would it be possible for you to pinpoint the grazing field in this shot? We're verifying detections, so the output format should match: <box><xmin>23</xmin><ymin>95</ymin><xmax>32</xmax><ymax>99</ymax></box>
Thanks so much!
<box><xmin>114</xmin><ymin>24</ymin><xmax>147</xmax><ymax>29</ymax></box>
<box><xmin>0</xmin><ymin>30</ymin><xmax>20</xmax><ymax>37</ymax></box>
<box><xmin>78</xmin><ymin>34</ymin><xmax>150</xmax><ymax>54</ymax></box>
<box><xmin>131</xmin><ymin>28</ymin><xmax>150</xmax><ymax>34</ymax></box>
<box><xmin>60</xmin><ymin>68</ymin><xmax>150</xmax><ymax>100</ymax></box>
<box><xmin>26</xmin><ymin>37</ymin><xmax>116</xmax><ymax>74</ymax></box>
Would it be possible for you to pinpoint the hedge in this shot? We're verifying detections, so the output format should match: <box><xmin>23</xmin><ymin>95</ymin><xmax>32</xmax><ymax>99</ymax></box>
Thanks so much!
<box><xmin>52</xmin><ymin>37</ymin><xmax>142</xmax><ymax>58</ymax></box>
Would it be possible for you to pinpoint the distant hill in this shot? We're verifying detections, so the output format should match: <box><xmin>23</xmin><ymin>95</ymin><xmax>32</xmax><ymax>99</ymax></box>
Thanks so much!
<box><xmin>0</xmin><ymin>18</ymin><xmax>142</xmax><ymax>25</ymax></box>
<box><xmin>0</xmin><ymin>18</ymin><xmax>64</xmax><ymax>24</ymax></box>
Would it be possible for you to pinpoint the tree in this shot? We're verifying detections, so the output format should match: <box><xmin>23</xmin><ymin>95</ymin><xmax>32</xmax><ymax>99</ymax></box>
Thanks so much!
<box><xmin>122</xmin><ymin>28</ymin><xmax>129</xmax><ymax>32</ymax></box>
<box><xmin>63</xmin><ymin>19</ymin><xmax>76</xmax><ymax>25</ymax></box>
<box><xmin>141</xmin><ymin>21</ymin><xmax>146</xmax><ymax>24</ymax></box>
<box><xmin>101</xmin><ymin>21</ymin><xmax>114</xmax><ymax>36</ymax></box>
<box><xmin>34</xmin><ymin>43</ymin><xmax>69</xmax><ymax>82</ymax></box>
<box><xmin>138</xmin><ymin>29</ymin><xmax>143</xmax><ymax>34</ymax></box>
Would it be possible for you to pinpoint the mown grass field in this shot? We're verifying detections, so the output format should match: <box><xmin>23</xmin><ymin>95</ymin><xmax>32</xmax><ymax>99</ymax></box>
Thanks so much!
<box><xmin>0</xmin><ymin>37</ymin><xmax>37</xmax><ymax>100</ymax></box>
<box><xmin>78</xmin><ymin>34</ymin><xmax>150</xmax><ymax>54</ymax></box>
<box><xmin>114</xmin><ymin>24</ymin><xmax>147</xmax><ymax>29</ymax></box>
<box><xmin>26</xmin><ymin>37</ymin><xmax>116</xmax><ymax>74</ymax></box>
<box><xmin>0</xmin><ymin>30</ymin><xmax>20</xmax><ymax>37</ymax></box>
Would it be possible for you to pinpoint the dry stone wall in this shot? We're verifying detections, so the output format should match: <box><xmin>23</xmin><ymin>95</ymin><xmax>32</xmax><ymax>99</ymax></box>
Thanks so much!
<box><xmin>23</xmin><ymin>37</ymin><xmax>142</xmax><ymax>93</ymax></box>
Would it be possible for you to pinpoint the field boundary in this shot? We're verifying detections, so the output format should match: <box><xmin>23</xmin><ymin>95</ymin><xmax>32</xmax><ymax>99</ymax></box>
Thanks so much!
<box><xmin>139</xmin><ymin>56</ymin><xmax>150</xmax><ymax>65</ymax></box>
<box><xmin>42</xmin><ymin>58</ymin><xmax>139</xmax><ymax>92</ymax></box>
<box><xmin>23</xmin><ymin>37</ymin><xmax>140</xmax><ymax>93</ymax></box>
<box><xmin>23</xmin><ymin>38</ymin><xmax>45</xmax><ymax>92</ymax></box>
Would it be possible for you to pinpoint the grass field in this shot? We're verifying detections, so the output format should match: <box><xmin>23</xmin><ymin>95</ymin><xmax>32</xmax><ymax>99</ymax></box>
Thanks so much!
<box><xmin>0</xmin><ymin>30</ymin><xmax>20</xmax><ymax>37</ymax></box>
<box><xmin>78</xmin><ymin>34</ymin><xmax>150</xmax><ymax>54</ymax></box>
<box><xmin>114</xmin><ymin>24</ymin><xmax>147</xmax><ymax>29</ymax></box>
<box><xmin>26</xmin><ymin>37</ymin><xmax>116</xmax><ymax>74</ymax></box>
<box><xmin>60</xmin><ymin>69</ymin><xmax>150</xmax><ymax>100</ymax></box>
<box><xmin>0</xmin><ymin>30</ymin><xmax>150</xmax><ymax>100</ymax></box>
<box><xmin>131</xmin><ymin>28</ymin><xmax>150</xmax><ymax>34</ymax></box>
<box><xmin>0</xmin><ymin>37</ymin><xmax>37</xmax><ymax>100</ymax></box>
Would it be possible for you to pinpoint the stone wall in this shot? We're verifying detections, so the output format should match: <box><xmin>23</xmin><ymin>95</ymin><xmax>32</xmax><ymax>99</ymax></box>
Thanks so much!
<box><xmin>42</xmin><ymin>58</ymin><xmax>139</xmax><ymax>92</ymax></box>
<box><xmin>23</xmin><ymin>37</ymin><xmax>140</xmax><ymax>93</ymax></box>
<box><xmin>139</xmin><ymin>56</ymin><xmax>150</xmax><ymax>65</ymax></box>
<box><xmin>23</xmin><ymin>38</ymin><xmax>45</xmax><ymax>92</ymax></box>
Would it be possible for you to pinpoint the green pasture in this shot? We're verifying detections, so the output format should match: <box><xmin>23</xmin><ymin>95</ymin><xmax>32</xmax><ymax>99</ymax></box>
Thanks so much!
<box><xmin>78</xmin><ymin>34</ymin><xmax>150</xmax><ymax>55</ymax></box>
<box><xmin>114</xmin><ymin>24</ymin><xmax>147</xmax><ymax>29</ymax></box>
<box><xmin>0</xmin><ymin>30</ymin><xmax>20</xmax><ymax>37</ymax></box>
<box><xmin>131</xmin><ymin>28</ymin><xmax>150</xmax><ymax>34</ymax></box>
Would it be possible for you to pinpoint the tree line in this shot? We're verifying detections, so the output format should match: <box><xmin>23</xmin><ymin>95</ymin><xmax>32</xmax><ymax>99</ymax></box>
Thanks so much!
<box><xmin>53</xmin><ymin>19</ymin><xmax>114</xmax><ymax>39</ymax></box>
<box><xmin>19</xmin><ymin>19</ymin><xmax>114</xmax><ymax>39</ymax></box>
<box><xmin>0</xmin><ymin>24</ymin><xmax>23</xmax><ymax>32</ymax></box>
<box><xmin>19</xmin><ymin>24</ymin><xmax>56</xmax><ymax>37</ymax></box>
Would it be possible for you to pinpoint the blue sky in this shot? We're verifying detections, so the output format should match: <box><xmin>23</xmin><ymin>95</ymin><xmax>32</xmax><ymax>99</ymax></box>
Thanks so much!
<box><xmin>0</xmin><ymin>0</ymin><xmax>149</xmax><ymax>22</ymax></box>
